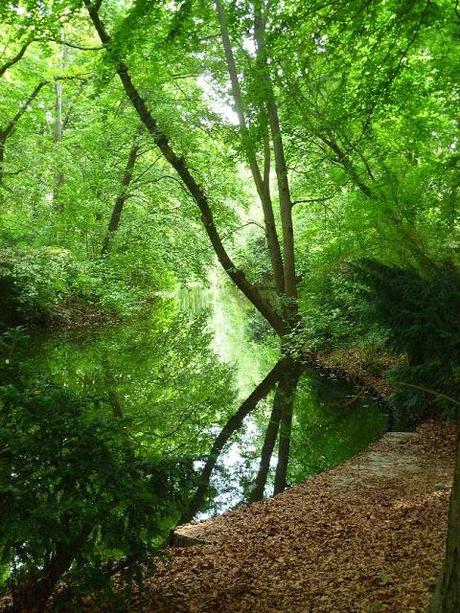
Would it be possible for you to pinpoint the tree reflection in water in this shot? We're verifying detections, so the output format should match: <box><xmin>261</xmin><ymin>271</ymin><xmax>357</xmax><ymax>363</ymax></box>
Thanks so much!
<box><xmin>22</xmin><ymin>284</ymin><xmax>386</xmax><ymax>522</ymax></box>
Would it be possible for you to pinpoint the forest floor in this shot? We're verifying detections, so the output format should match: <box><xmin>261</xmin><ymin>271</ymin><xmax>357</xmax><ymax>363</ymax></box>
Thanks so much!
<box><xmin>127</xmin><ymin>420</ymin><xmax>455</xmax><ymax>613</ymax></box>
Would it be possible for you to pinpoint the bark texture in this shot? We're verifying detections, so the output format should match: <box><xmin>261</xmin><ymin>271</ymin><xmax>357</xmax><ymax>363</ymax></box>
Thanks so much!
<box><xmin>429</xmin><ymin>425</ymin><xmax>460</xmax><ymax>613</ymax></box>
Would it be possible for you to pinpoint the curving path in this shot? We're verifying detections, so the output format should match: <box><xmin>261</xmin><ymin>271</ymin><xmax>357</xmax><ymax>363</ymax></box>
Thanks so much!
<box><xmin>132</xmin><ymin>421</ymin><xmax>455</xmax><ymax>612</ymax></box>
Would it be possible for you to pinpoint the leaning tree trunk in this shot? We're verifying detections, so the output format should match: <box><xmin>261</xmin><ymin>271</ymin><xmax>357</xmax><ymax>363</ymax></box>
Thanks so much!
<box><xmin>273</xmin><ymin>367</ymin><xmax>301</xmax><ymax>494</ymax></box>
<box><xmin>181</xmin><ymin>358</ymin><xmax>288</xmax><ymax>523</ymax></box>
<box><xmin>83</xmin><ymin>0</ymin><xmax>288</xmax><ymax>337</ymax></box>
<box><xmin>214</xmin><ymin>0</ymin><xmax>285</xmax><ymax>296</ymax></box>
<box><xmin>252</xmin><ymin>1</ymin><xmax>300</xmax><ymax>330</ymax></box>
<box><xmin>0</xmin><ymin>80</ymin><xmax>48</xmax><ymax>189</ymax></box>
<box><xmin>248</xmin><ymin>384</ymin><xmax>283</xmax><ymax>503</ymax></box>
<box><xmin>249</xmin><ymin>362</ymin><xmax>301</xmax><ymax>502</ymax></box>
<box><xmin>429</xmin><ymin>422</ymin><xmax>460</xmax><ymax>612</ymax></box>
<box><xmin>101</xmin><ymin>129</ymin><xmax>141</xmax><ymax>255</ymax></box>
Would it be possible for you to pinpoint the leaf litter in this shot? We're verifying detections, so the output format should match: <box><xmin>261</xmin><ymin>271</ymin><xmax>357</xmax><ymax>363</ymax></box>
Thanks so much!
<box><xmin>115</xmin><ymin>421</ymin><xmax>456</xmax><ymax>612</ymax></box>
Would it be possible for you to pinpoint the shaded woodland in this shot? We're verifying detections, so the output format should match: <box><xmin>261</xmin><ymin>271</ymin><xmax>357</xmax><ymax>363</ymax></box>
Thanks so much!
<box><xmin>0</xmin><ymin>0</ymin><xmax>459</xmax><ymax>611</ymax></box>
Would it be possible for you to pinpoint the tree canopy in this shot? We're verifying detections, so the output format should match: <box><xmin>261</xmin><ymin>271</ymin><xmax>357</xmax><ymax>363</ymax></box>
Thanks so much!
<box><xmin>0</xmin><ymin>0</ymin><xmax>458</xmax><ymax>609</ymax></box>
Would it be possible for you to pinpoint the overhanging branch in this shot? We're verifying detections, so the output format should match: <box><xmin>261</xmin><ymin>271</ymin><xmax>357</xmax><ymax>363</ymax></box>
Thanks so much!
<box><xmin>83</xmin><ymin>0</ymin><xmax>288</xmax><ymax>336</ymax></box>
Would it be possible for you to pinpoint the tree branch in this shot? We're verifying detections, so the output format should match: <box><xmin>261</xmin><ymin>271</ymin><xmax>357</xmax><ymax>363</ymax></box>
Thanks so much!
<box><xmin>84</xmin><ymin>0</ymin><xmax>288</xmax><ymax>336</ymax></box>
<box><xmin>214</xmin><ymin>0</ymin><xmax>285</xmax><ymax>295</ymax></box>
<box><xmin>50</xmin><ymin>38</ymin><xmax>104</xmax><ymax>51</ymax></box>
<box><xmin>2</xmin><ymin>80</ymin><xmax>48</xmax><ymax>140</ymax></box>
<box><xmin>0</xmin><ymin>38</ymin><xmax>34</xmax><ymax>79</ymax></box>
<box><xmin>220</xmin><ymin>220</ymin><xmax>266</xmax><ymax>242</ymax></box>
<box><xmin>291</xmin><ymin>194</ymin><xmax>336</xmax><ymax>207</ymax></box>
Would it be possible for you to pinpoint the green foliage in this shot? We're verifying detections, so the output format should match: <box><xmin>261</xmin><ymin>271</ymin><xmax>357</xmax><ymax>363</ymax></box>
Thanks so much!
<box><xmin>0</xmin><ymin>0</ymin><xmax>459</xmax><ymax>604</ymax></box>
<box><xmin>0</xmin><ymin>246</ymin><xmax>72</xmax><ymax>326</ymax></box>
<box><xmin>0</xmin><ymin>245</ymin><xmax>156</xmax><ymax>328</ymax></box>
<box><xmin>354</xmin><ymin>259</ymin><xmax>460</xmax><ymax>421</ymax></box>
<box><xmin>295</xmin><ymin>268</ymin><xmax>387</xmax><ymax>352</ymax></box>
<box><xmin>0</xmin><ymin>331</ymin><xmax>194</xmax><ymax>608</ymax></box>
<box><xmin>354</xmin><ymin>260</ymin><xmax>460</xmax><ymax>364</ymax></box>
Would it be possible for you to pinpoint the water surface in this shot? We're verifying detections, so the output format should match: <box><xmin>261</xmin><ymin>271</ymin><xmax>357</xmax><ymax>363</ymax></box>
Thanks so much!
<box><xmin>22</xmin><ymin>281</ymin><xmax>386</xmax><ymax>517</ymax></box>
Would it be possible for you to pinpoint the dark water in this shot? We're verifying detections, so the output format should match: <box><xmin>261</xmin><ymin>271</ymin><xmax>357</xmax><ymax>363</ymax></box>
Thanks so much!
<box><xmin>21</xmin><ymin>281</ymin><xmax>386</xmax><ymax>518</ymax></box>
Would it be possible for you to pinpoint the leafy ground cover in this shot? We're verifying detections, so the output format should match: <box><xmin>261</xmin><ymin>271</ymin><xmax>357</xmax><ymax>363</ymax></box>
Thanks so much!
<box><xmin>121</xmin><ymin>421</ymin><xmax>455</xmax><ymax>613</ymax></box>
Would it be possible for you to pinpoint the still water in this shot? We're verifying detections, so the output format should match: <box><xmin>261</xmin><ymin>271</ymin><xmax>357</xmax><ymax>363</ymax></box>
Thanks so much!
<box><xmin>22</xmin><ymin>279</ymin><xmax>386</xmax><ymax>518</ymax></box>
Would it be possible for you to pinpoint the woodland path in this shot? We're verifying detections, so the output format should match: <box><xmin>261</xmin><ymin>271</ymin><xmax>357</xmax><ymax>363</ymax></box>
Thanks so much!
<box><xmin>131</xmin><ymin>421</ymin><xmax>455</xmax><ymax>612</ymax></box>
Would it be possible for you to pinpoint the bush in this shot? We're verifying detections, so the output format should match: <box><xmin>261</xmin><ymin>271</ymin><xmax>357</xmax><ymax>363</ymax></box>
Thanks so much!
<box><xmin>0</xmin><ymin>246</ymin><xmax>155</xmax><ymax>329</ymax></box>
<box><xmin>353</xmin><ymin>260</ymin><xmax>460</xmax><ymax>365</ymax></box>
<box><xmin>0</xmin><ymin>247</ymin><xmax>72</xmax><ymax>327</ymax></box>
<box><xmin>0</xmin><ymin>333</ymin><xmax>194</xmax><ymax>610</ymax></box>
<box><xmin>298</xmin><ymin>267</ymin><xmax>388</xmax><ymax>352</ymax></box>
<box><xmin>353</xmin><ymin>259</ymin><xmax>460</xmax><ymax>424</ymax></box>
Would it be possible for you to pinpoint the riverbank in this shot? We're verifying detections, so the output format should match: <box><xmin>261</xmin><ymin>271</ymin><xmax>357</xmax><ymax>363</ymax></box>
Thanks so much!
<box><xmin>316</xmin><ymin>346</ymin><xmax>398</xmax><ymax>398</ymax></box>
<box><xmin>128</xmin><ymin>420</ymin><xmax>455</xmax><ymax>612</ymax></box>
<box><xmin>298</xmin><ymin>345</ymin><xmax>398</xmax><ymax>423</ymax></box>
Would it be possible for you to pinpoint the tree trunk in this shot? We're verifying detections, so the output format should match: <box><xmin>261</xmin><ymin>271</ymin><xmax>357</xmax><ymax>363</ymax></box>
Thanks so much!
<box><xmin>52</xmin><ymin>44</ymin><xmax>68</xmax><ymax>210</ymax></box>
<box><xmin>249</xmin><ymin>361</ymin><xmax>301</xmax><ymax>502</ymax></box>
<box><xmin>249</xmin><ymin>389</ymin><xmax>282</xmax><ymax>502</ymax></box>
<box><xmin>429</xmin><ymin>423</ymin><xmax>460</xmax><ymax>613</ymax></box>
<box><xmin>253</xmin><ymin>2</ymin><xmax>298</xmax><ymax>322</ymax></box>
<box><xmin>214</xmin><ymin>0</ymin><xmax>285</xmax><ymax>296</ymax></box>
<box><xmin>101</xmin><ymin>130</ymin><xmax>141</xmax><ymax>255</ymax></box>
<box><xmin>10</xmin><ymin>525</ymin><xmax>92</xmax><ymax>613</ymax></box>
<box><xmin>181</xmin><ymin>358</ymin><xmax>288</xmax><ymax>523</ymax></box>
<box><xmin>273</xmin><ymin>368</ymin><xmax>301</xmax><ymax>494</ymax></box>
<box><xmin>0</xmin><ymin>136</ymin><xmax>5</xmax><ymax>186</ymax></box>
<box><xmin>84</xmin><ymin>0</ymin><xmax>288</xmax><ymax>337</ymax></box>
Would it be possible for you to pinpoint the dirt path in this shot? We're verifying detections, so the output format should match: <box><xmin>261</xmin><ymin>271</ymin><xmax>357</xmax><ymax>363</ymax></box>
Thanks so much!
<box><xmin>132</xmin><ymin>421</ymin><xmax>455</xmax><ymax>612</ymax></box>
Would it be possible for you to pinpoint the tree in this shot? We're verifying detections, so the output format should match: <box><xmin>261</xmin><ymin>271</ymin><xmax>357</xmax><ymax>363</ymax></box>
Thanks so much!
<box><xmin>100</xmin><ymin>126</ymin><xmax>142</xmax><ymax>254</ymax></box>
<box><xmin>0</xmin><ymin>1</ymin><xmax>458</xmax><ymax>605</ymax></box>
<box><xmin>0</xmin><ymin>79</ymin><xmax>48</xmax><ymax>186</ymax></box>
<box><xmin>0</xmin><ymin>366</ymin><xmax>194</xmax><ymax>611</ymax></box>
<box><xmin>430</xmin><ymin>419</ymin><xmax>460</xmax><ymax>613</ymax></box>
<box><xmin>83</xmin><ymin>0</ymin><xmax>289</xmax><ymax>336</ymax></box>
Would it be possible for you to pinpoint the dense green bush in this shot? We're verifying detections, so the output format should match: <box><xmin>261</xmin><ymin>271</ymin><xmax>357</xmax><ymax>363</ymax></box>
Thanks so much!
<box><xmin>297</xmin><ymin>268</ymin><xmax>388</xmax><ymax>352</ymax></box>
<box><xmin>0</xmin><ymin>247</ymin><xmax>71</xmax><ymax>327</ymax></box>
<box><xmin>353</xmin><ymin>260</ymin><xmax>460</xmax><ymax>365</ymax></box>
<box><xmin>0</xmin><ymin>245</ymin><xmax>159</xmax><ymax>329</ymax></box>
<box><xmin>0</xmin><ymin>331</ymin><xmax>194</xmax><ymax>611</ymax></box>
<box><xmin>353</xmin><ymin>259</ymin><xmax>460</xmax><ymax>423</ymax></box>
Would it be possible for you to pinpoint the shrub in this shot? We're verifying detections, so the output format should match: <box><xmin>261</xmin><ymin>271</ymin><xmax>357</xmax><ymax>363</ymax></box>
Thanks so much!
<box><xmin>353</xmin><ymin>259</ymin><xmax>460</xmax><ymax>423</ymax></box>
<box><xmin>0</xmin><ymin>334</ymin><xmax>194</xmax><ymax>610</ymax></box>
<box><xmin>0</xmin><ymin>247</ymin><xmax>72</xmax><ymax>327</ymax></box>
<box><xmin>0</xmin><ymin>247</ymin><xmax>154</xmax><ymax>329</ymax></box>
<box><xmin>297</xmin><ymin>268</ymin><xmax>388</xmax><ymax>352</ymax></box>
